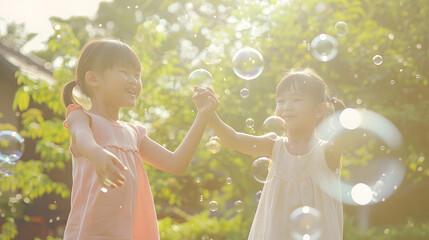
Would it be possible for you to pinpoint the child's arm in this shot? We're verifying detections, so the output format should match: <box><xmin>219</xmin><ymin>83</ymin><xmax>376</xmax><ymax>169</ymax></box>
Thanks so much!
<box><xmin>197</xmin><ymin>87</ymin><xmax>275</xmax><ymax>157</ymax></box>
<box><xmin>67</xmin><ymin>109</ymin><xmax>128</xmax><ymax>188</ymax></box>
<box><xmin>138</xmin><ymin>91</ymin><xmax>219</xmax><ymax>175</ymax></box>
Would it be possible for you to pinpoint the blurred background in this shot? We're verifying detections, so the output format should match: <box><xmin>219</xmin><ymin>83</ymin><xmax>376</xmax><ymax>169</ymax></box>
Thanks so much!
<box><xmin>0</xmin><ymin>0</ymin><xmax>428</xmax><ymax>239</ymax></box>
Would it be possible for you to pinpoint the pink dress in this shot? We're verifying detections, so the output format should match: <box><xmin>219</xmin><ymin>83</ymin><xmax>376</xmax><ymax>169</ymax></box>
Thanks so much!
<box><xmin>63</xmin><ymin>104</ymin><xmax>159</xmax><ymax>240</ymax></box>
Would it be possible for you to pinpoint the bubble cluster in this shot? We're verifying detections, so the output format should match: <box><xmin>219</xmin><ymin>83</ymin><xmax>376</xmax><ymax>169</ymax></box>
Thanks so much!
<box><xmin>232</xmin><ymin>47</ymin><xmax>264</xmax><ymax>80</ymax></box>
<box><xmin>310</xmin><ymin>34</ymin><xmax>338</xmax><ymax>62</ymax></box>
<box><xmin>251</xmin><ymin>157</ymin><xmax>272</xmax><ymax>183</ymax></box>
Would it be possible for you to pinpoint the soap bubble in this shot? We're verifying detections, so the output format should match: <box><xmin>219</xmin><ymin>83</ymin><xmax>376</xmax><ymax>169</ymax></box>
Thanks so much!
<box><xmin>206</xmin><ymin>136</ymin><xmax>221</xmax><ymax>154</ymax></box>
<box><xmin>188</xmin><ymin>69</ymin><xmax>214</xmax><ymax>87</ymax></box>
<box><xmin>251</xmin><ymin>157</ymin><xmax>272</xmax><ymax>183</ymax></box>
<box><xmin>263</xmin><ymin>116</ymin><xmax>286</xmax><ymax>137</ymax></box>
<box><xmin>232</xmin><ymin>47</ymin><xmax>264</xmax><ymax>80</ymax></box>
<box><xmin>373</xmin><ymin>55</ymin><xmax>383</xmax><ymax>65</ymax></box>
<box><xmin>0</xmin><ymin>161</ymin><xmax>15</xmax><ymax>177</ymax></box>
<box><xmin>234</xmin><ymin>200</ymin><xmax>244</xmax><ymax>213</ymax></box>
<box><xmin>226</xmin><ymin>177</ymin><xmax>232</xmax><ymax>184</ymax></box>
<box><xmin>310</xmin><ymin>34</ymin><xmax>338</xmax><ymax>62</ymax></box>
<box><xmin>208</xmin><ymin>201</ymin><xmax>218</xmax><ymax>212</ymax></box>
<box><xmin>256</xmin><ymin>190</ymin><xmax>262</xmax><ymax>201</ymax></box>
<box><xmin>240</xmin><ymin>88</ymin><xmax>250</xmax><ymax>98</ymax></box>
<box><xmin>289</xmin><ymin>206</ymin><xmax>322</xmax><ymax>240</ymax></box>
<box><xmin>245</xmin><ymin>118</ymin><xmax>255</xmax><ymax>128</ymax></box>
<box><xmin>0</xmin><ymin>130</ymin><xmax>25</xmax><ymax>163</ymax></box>
<box><xmin>334</xmin><ymin>21</ymin><xmax>348</xmax><ymax>37</ymax></box>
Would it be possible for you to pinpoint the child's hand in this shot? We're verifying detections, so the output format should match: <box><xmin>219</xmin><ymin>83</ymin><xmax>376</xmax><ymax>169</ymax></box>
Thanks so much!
<box><xmin>192</xmin><ymin>86</ymin><xmax>219</xmax><ymax>116</ymax></box>
<box><xmin>90</xmin><ymin>147</ymin><xmax>128</xmax><ymax>189</ymax></box>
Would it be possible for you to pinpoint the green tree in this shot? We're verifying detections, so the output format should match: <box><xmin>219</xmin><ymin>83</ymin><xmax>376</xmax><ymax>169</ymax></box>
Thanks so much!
<box><xmin>2</xmin><ymin>0</ymin><xmax>428</xmax><ymax>239</ymax></box>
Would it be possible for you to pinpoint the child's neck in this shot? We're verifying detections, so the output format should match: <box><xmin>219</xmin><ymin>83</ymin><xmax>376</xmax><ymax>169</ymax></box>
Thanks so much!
<box><xmin>286</xmin><ymin>128</ymin><xmax>317</xmax><ymax>155</ymax></box>
<box><xmin>90</xmin><ymin>101</ymin><xmax>120</xmax><ymax>122</ymax></box>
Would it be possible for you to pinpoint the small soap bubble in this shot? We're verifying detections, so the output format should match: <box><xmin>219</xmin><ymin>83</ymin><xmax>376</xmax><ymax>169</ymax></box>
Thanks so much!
<box><xmin>245</xmin><ymin>118</ymin><xmax>255</xmax><ymax>128</ymax></box>
<box><xmin>234</xmin><ymin>200</ymin><xmax>244</xmax><ymax>213</ymax></box>
<box><xmin>240</xmin><ymin>88</ymin><xmax>250</xmax><ymax>98</ymax></box>
<box><xmin>226</xmin><ymin>177</ymin><xmax>232</xmax><ymax>184</ymax></box>
<box><xmin>232</xmin><ymin>47</ymin><xmax>264</xmax><ymax>80</ymax></box>
<box><xmin>334</xmin><ymin>21</ymin><xmax>348</xmax><ymax>37</ymax></box>
<box><xmin>206</xmin><ymin>136</ymin><xmax>221</xmax><ymax>154</ymax></box>
<box><xmin>0</xmin><ymin>130</ymin><xmax>25</xmax><ymax>163</ymax></box>
<box><xmin>373</xmin><ymin>55</ymin><xmax>383</xmax><ymax>65</ymax></box>
<box><xmin>251</xmin><ymin>157</ymin><xmax>272</xmax><ymax>183</ymax></box>
<box><xmin>310</xmin><ymin>34</ymin><xmax>338</xmax><ymax>62</ymax></box>
<box><xmin>208</xmin><ymin>201</ymin><xmax>218</xmax><ymax>212</ymax></box>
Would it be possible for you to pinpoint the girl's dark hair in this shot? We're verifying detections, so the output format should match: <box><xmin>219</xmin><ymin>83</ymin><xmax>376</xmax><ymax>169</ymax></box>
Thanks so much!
<box><xmin>62</xmin><ymin>38</ymin><xmax>141</xmax><ymax>107</ymax></box>
<box><xmin>276</xmin><ymin>68</ymin><xmax>346</xmax><ymax>114</ymax></box>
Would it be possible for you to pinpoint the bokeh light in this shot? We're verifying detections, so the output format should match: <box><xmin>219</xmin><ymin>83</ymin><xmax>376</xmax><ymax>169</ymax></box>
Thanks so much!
<box><xmin>351</xmin><ymin>183</ymin><xmax>373</xmax><ymax>205</ymax></box>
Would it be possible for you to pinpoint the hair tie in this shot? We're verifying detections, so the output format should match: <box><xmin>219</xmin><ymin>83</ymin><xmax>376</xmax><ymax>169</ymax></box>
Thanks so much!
<box><xmin>328</xmin><ymin>96</ymin><xmax>334</xmax><ymax>103</ymax></box>
<box><xmin>75</xmin><ymin>80</ymin><xmax>78</xmax><ymax>86</ymax></box>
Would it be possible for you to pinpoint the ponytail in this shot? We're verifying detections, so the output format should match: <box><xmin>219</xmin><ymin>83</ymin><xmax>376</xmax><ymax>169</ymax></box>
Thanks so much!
<box><xmin>62</xmin><ymin>80</ymin><xmax>77</xmax><ymax>107</ymax></box>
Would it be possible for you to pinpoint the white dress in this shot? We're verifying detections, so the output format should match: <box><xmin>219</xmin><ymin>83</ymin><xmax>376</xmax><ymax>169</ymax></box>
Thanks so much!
<box><xmin>248</xmin><ymin>136</ymin><xmax>343</xmax><ymax>240</ymax></box>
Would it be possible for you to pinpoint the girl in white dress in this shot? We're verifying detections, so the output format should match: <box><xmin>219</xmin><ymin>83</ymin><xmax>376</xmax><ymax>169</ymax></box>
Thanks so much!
<box><xmin>194</xmin><ymin>68</ymin><xmax>346</xmax><ymax>240</ymax></box>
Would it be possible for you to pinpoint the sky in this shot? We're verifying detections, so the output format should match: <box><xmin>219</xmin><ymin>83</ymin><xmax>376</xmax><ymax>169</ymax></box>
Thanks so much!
<box><xmin>0</xmin><ymin>0</ymin><xmax>112</xmax><ymax>53</ymax></box>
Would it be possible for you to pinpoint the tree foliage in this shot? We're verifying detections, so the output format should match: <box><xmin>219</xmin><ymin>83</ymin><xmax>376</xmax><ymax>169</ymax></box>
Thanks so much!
<box><xmin>1</xmin><ymin>0</ymin><xmax>428</xmax><ymax>239</ymax></box>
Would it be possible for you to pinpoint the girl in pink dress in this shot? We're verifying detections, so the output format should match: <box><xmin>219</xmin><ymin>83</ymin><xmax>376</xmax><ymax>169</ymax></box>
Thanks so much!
<box><xmin>62</xmin><ymin>38</ymin><xmax>218</xmax><ymax>240</ymax></box>
<box><xmin>194</xmin><ymin>68</ymin><xmax>346</xmax><ymax>240</ymax></box>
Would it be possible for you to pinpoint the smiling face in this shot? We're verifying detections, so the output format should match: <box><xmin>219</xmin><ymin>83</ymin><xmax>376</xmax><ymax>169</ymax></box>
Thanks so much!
<box><xmin>97</xmin><ymin>66</ymin><xmax>142</xmax><ymax>108</ymax></box>
<box><xmin>275</xmin><ymin>90</ymin><xmax>321</xmax><ymax>131</ymax></box>
<box><xmin>275</xmin><ymin>69</ymin><xmax>329</xmax><ymax>131</ymax></box>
